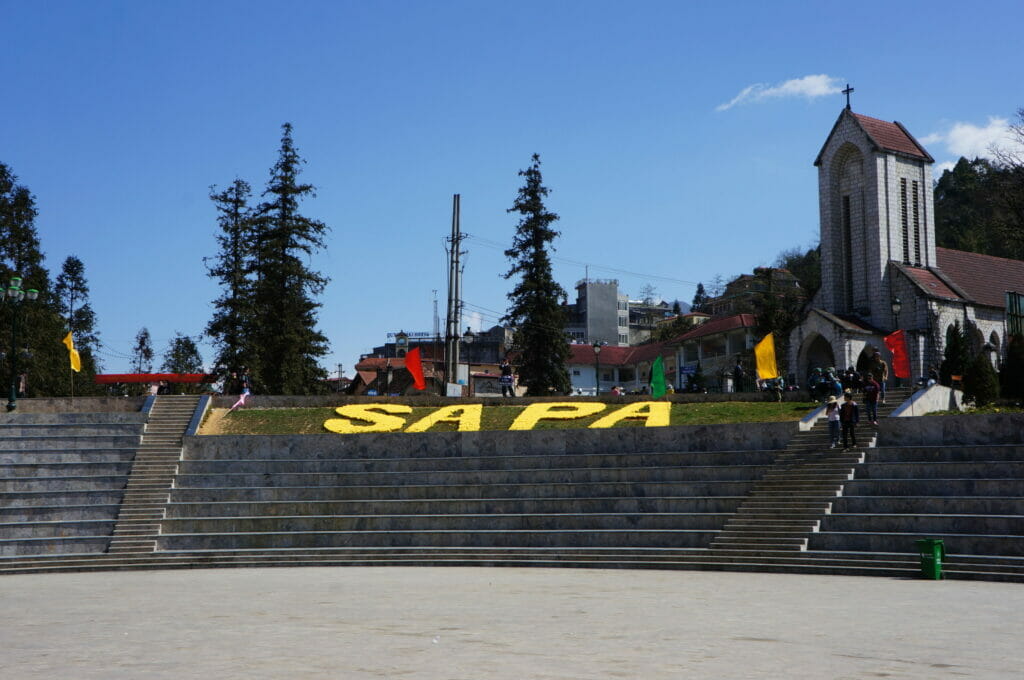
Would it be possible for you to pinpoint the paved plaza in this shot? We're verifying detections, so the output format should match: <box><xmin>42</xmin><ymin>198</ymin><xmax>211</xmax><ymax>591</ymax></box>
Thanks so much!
<box><xmin>1</xmin><ymin>566</ymin><xmax>1022</xmax><ymax>679</ymax></box>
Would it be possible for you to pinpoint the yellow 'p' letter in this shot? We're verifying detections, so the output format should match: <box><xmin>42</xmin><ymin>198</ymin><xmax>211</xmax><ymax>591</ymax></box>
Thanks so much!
<box><xmin>508</xmin><ymin>402</ymin><xmax>606</xmax><ymax>431</ymax></box>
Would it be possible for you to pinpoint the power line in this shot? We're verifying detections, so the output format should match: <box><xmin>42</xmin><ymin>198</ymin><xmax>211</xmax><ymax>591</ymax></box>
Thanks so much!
<box><xmin>463</xmin><ymin>233</ymin><xmax>703</xmax><ymax>288</ymax></box>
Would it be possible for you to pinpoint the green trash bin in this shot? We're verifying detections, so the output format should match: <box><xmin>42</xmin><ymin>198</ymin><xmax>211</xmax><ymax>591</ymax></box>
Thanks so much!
<box><xmin>915</xmin><ymin>538</ymin><xmax>945</xmax><ymax>580</ymax></box>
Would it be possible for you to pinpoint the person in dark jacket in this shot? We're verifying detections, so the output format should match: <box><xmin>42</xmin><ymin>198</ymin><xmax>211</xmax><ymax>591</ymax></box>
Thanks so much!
<box><xmin>839</xmin><ymin>391</ymin><xmax>860</xmax><ymax>450</ymax></box>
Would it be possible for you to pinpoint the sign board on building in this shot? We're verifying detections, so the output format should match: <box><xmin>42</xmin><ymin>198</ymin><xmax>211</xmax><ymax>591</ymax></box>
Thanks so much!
<box><xmin>680</xmin><ymin>365</ymin><xmax>697</xmax><ymax>376</ymax></box>
<box><xmin>387</xmin><ymin>332</ymin><xmax>434</xmax><ymax>339</ymax></box>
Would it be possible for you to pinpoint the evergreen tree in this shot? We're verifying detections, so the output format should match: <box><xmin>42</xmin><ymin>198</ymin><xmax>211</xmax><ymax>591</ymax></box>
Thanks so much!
<box><xmin>0</xmin><ymin>162</ymin><xmax>69</xmax><ymax>398</ymax></box>
<box><xmin>964</xmin><ymin>351</ymin><xmax>1000</xmax><ymax>406</ymax></box>
<box><xmin>1000</xmin><ymin>334</ymin><xmax>1024</xmax><ymax>400</ymax></box>
<box><xmin>161</xmin><ymin>332</ymin><xmax>204</xmax><ymax>394</ymax></box>
<box><xmin>250</xmin><ymin>123</ymin><xmax>330</xmax><ymax>394</ymax></box>
<box><xmin>502</xmin><ymin>153</ymin><xmax>570</xmax><ymax>396</ymax></box>
<box><xmin>775</xmin><ymin>245</ymin><xmax>821</xmax><ymax>299</ymax></box>
<box><xmin>54</xmin><ymin>256</ymin><xmax>101</xmax><ymax>379</ymax></box>
<box><xmin>691</xmin><ymin>283</ymin><xmax>708</xmax><ymax>313</ymax></box>
<box><xmin>131</xmin><ymin>327</ymin><xmax>154</xmax><ymax>374</ymax></box>
<box><xmin>672</xmin><ymin>300</ymin><xmax>682</xmax><ymax>316</ymax></box>
<box><xmin>939</xmin><ymin>321</ymin><xmax>971</xmax><ymax>386</ymax></box>
<box><xmin>205</xmin><ymin>179</ymin><xmax>256</xmax><ymax>372</ymax></box>
<box><xmin>161</xmin><ymin>333</ymin><xmax>203</xmax><ymax>374</ymax></box>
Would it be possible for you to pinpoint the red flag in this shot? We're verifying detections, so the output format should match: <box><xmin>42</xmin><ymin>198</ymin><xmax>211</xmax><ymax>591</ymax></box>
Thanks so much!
<box><xmin>406</xmin><ymin>347</ymin><xmax>426</xmax><ymax>390</ymax></box>
<box><xmin>884</xmin><ymin>330</ymin><xmax>911</xmax><ymax>379</ymax></box>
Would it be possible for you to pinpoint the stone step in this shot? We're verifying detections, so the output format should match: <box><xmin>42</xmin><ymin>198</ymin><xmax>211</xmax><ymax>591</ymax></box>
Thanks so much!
<box><xmin>157</xmin><ymin>529</ymin><xmax>722</xmax><ymax>551</ymax></box>
<box><xmin>159</xmin><ymin>512</ymin><xmax>734</xmax><ymax>533</ymax></box>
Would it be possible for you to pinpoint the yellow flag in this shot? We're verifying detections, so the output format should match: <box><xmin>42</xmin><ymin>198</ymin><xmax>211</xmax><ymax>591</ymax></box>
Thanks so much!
<box><xmin>62</xmin><ymin>332</ymin><xmax>82</xmax><ymax>373</ymax></box>
<box><xmin>754</xmin><ymin>333</ymin><xmax>779</xmax><ymax>380</ymax></box>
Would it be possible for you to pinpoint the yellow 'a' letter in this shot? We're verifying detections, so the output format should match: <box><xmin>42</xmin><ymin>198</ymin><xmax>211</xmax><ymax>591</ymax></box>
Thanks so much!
<box><xmin>508</xmin><ymin>402</ymin><xmax>606</xmax><ymax>431</ymax></box>
<box><xmin>589</xmin><ymin>401</ymin><xmax>671</xmax><ymax>429</ymax></box>
<box><xmin>324</xmin><ymin>404</ymin><xmax>412</xmax><ymax>434</ymax></box>
<box><xmin>405</xmin><ymin>404</ymin><xmax>483</xmax><ymax>433</ymax></box>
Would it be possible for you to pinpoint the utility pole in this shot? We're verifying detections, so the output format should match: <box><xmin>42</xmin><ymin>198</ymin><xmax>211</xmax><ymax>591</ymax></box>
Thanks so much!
<box><xmin>444</xmin><ymin>194</ymin><xmax>464</xmax><ymax>387</ymax></box>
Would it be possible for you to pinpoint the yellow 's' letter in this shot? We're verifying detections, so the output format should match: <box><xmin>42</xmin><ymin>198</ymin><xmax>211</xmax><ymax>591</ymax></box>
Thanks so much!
<box><xmin>508</xmin><ymin>402</ymin><xmax>606</xmax><ymax>431</ymax></box>
<box><xmin>589</xmin><ymin>401</ymin><xmax>671</xmax><ymax>429</ymax></box>
<box><xmin>405</xmin><ymin>404</ymin><xmax>483</xmax><ymax>433</ymax></box>
<box><xmin>324</xmin><ymin>404</ymin><xmax>412</xmax><ymax>434</ymax></box>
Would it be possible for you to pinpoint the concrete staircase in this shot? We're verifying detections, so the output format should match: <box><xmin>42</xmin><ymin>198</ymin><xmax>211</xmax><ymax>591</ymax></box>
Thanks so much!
<box><xmin>709</xmin><ymin>387</ymin><xmax>912</xmax><ymax>553</ymax></box>
<box><xmin>2</xmin><ymin>399</ymin><xmax>1022</xmax><ymax>583</ymax></box>
<box><xmin>106</xmin><ymin>395</ymin><xmax>201</xmax><ymax>554</ymax></box>
<box><xmin>0</xmin><ymin>413</ymin><xmax>145</xmax><ymax>555</ymax></box>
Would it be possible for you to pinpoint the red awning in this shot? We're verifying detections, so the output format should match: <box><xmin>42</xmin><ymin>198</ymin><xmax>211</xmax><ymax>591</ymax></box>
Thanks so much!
<box><xmin>94</xmin><ymin>373</ymin><xmax>209</xmax><ymax>385</ymax></box>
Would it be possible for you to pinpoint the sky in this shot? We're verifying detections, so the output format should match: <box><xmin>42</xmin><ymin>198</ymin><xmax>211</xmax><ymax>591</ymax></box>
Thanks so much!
<box><xmin>3</xmin><ymin>0</ymin><xmax>1023</xmax><ymax>378</ymax></box>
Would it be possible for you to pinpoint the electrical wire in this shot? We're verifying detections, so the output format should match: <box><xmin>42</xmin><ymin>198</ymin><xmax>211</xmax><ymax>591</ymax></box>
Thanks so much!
<box><xmin>463</xmin><ymin>233</ymin><xmax>703</xmax><ymax>287</ymax></box>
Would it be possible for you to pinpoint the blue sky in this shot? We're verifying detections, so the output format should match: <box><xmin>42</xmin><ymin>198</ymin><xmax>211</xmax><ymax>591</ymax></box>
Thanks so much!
<box><xmin>4</xmin><ymin>1</ymin><xmax>1023</xmax><ymax>377</ymax></box>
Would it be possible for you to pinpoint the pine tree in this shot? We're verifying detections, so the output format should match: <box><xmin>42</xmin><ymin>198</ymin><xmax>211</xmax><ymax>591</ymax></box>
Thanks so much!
<box><xmin>205</xmin><ymin>179</ymin><xmax>255</xmax><ymax>373</ymax></box>
<box><xmin>250</xmin><ymin>123</ymin><xmax>330</xmax><ymax>394</ymax></box>
<box><xmin>502</xmin><ymin>153</ymin><xmax>570</xmax><ymax>396</ymax></box>
<box><xmin>161</xmin><ymin>332</ymin><xmax>204</xmax><ymax>394</ymax></box>
<box><xmin>1000</xmin><ymin>334</ymin><xmax>1024</xmax><ymax>400</ymax></box>
<box><xmin>691</xmin><ymin>283</ymin><xmax>708</xmax><ymax>312</ymax></box>
<box><xmin>964</xmin><ymin>351</ymin><xmax>1000</xmax><ymax>406</ymax></box>
<box><xmin>0</xmin><ymin>163</ymin><xmax>69</xmax><ymax>399</ymax></box>
<box><xmin>54</xmin><ymin>256</ymin><xmax>101</xmax><ymax>381</ymax></box>
<box><xmin>939</xmin><ymin>321</ymin><xmax>971</xmax><ymax>386</ymax></box>
<box><xmin>672</xmin><ymin>300</ymin><xmax>682</xmax><ymax>316</ymax></box>
<box><xmin>131</xmin><ymin>327</ymin><xmax>154</xmax><ymax>374</ymax></box>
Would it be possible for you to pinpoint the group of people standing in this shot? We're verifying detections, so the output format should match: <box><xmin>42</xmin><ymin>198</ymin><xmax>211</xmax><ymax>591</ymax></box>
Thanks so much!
<box><xmin>818</xmin><ymin>350</ymin><xmax>891</xmax><ymax>450</ymax></box>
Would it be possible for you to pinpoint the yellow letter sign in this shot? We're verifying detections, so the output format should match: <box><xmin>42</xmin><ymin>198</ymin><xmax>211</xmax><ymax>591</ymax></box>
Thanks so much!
<box><xmin>404</xmin><ymin>404</ymin><xmax>483</xmax><ymax>433</ymax></box>
<box><xmin>323</xmin><ymin>404</ymin><xmax>412</xmax><ymax>434</ymax></box>
<box><xmin>508</xmin><ymin>402</ymin><xmax>606</xmax><ymax>431</ymax></box>
<box><xmin>589</xmin><ymin>401</ymin><xmax>670</xmax><ymax>428</ymax></box>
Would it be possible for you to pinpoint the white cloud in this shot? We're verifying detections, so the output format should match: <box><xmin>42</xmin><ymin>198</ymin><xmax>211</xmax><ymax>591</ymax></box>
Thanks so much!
<box><xmin>716</xmin><ymin>74</ymin><xmax>843</xmax><ymax>112</ymax></box>
<box><xmin>923</xmin><ymin>116</ymin><xmax>1021</xmax><ymax>161</ymax></box>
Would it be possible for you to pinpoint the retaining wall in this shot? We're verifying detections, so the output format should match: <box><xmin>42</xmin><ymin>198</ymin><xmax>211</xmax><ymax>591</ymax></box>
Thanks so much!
<box><xmin>186</xmin><ymin>421</ymin><xmax>796</xmax><ymax>460</ymax></box>
<box><xmin>878</xmin><ymin>413</ymin><xmax>1024</xmax><ymax>447</ymax></box>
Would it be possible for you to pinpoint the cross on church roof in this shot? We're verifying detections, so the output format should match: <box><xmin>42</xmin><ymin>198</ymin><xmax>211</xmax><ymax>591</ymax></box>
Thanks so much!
<box><xmin>842</xmin><ymin>83</ymin><xmax>855</xmax><ymax>110</ymax></box>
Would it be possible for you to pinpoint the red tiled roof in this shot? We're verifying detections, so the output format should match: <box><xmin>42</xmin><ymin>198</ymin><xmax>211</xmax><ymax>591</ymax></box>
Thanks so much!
<box><xmin>677</xmin><ymin>313</ymin><xmax>757</xmax><ymax>341</ymax></box>
<box><xmin>937</xmin><ymin>247</ymin><xmax>1024</xmax><ymax>308</ymax></box>
<box><xmin>852</xmin><ymin>113</ymin><xmax>931</xmax><ymax>160</ymax></box>
<box><xmin>567</xmin><ymin>344</ymin><xmax>637</xmax><ymax>367</ymax></box>
<box><xmin>899</xmin><ymin>265</ymin><xmax>965</xmax><ymax>302</ymax></box>
<box><xmin>565</xmin><ymin>314</ymin><xmax>757</xmax><ymax>367</ymax></box>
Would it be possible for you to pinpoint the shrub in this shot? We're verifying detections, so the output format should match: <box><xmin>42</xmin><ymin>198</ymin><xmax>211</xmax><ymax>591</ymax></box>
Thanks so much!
<box><xmin>964</xmin><ymin>351</ymin><xmax>1000</xmax><ymax>406</ymax></box>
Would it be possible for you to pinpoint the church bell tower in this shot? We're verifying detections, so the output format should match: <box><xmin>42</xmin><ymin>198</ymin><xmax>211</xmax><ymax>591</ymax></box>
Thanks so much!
<box><xmin>814</xmin><ymin>106</ymin><xmax>935</xmax><ymax>328</ymax></box>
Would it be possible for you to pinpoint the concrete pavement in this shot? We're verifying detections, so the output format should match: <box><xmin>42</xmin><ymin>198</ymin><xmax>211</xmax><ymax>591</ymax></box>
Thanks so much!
<box><xmin>1</xmin><ymin>567</ymin><xmax>1021</xmax><ymax>679</ymax></box>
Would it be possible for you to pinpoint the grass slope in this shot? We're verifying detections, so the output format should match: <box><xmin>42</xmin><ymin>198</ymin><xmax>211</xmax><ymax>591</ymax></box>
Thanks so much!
<box><xmin>205</xmin><ymin>401</ymin><xmax>818</xmax><ymax>435</ymax></box>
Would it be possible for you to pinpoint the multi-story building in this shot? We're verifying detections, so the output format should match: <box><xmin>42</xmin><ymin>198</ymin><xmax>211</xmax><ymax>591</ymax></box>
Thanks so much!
<box><xmin>564</xmin><ymin>279</ymin><xmax>630</xmax><ymax>346</ymax></box>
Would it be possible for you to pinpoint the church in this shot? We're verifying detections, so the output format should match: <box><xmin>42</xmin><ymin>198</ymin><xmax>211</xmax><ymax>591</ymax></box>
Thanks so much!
<box><xmin>788</xmin><ymin>103</ymin><xmax>1024</xmax><ymax>381</ymax></box>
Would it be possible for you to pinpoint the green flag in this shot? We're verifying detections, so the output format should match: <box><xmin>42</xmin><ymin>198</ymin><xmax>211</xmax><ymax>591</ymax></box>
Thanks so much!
<box><xmin>650</xmin><ymin>355</ymin><xmax>666</xmax><ymax>399</ymax></box>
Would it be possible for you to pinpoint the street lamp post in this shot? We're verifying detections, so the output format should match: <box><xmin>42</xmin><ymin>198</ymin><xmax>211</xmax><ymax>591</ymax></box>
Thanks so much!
<box><xmin>592</xmin><ymin>341</ymin><xmax>603</xmax><ymax>397</ymax></box>
<box><xmin>890</xmin><ymin>297</ymin><xmax>902</xmax><ymax>388</ymax></box>
<box><xmin>3</xmin><ymin>276</ymin><xmax>39</xmax><ymax>412</ymax></box>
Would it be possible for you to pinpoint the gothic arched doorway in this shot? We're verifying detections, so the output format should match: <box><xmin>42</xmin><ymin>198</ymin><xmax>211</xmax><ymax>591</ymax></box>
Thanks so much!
<box><xmin>798</xmin><ymin>333</ymin><xmax>835</xmax><ymax>382</ymax></box>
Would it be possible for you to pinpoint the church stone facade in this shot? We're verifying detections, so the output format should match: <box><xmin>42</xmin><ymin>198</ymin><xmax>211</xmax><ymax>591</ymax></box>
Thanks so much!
<box><xmin>789</xmin><ymin>107</ymin><xmax>1024</xmax><ymax>382</ymax></box>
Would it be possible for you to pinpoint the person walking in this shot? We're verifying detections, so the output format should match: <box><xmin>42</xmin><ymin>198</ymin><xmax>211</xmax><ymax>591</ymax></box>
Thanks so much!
<box><xmin>825</xmin><ymin>396</ymin><xmax>841</xmax><ymax>449</ymax></box>
<box><xmin>862</xmin><ymin>373</ymin><xmax>880</xmax><ymax>425</ymax></box>
<box><xmin>839</xmin><ymin>391</ymin><xmax>860</xmax><ymax>450</ymax></box>
<box><xmin>869</xmin><ymin>350</ymin><xmax>890</xmax><ymax>405</ymax></box>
